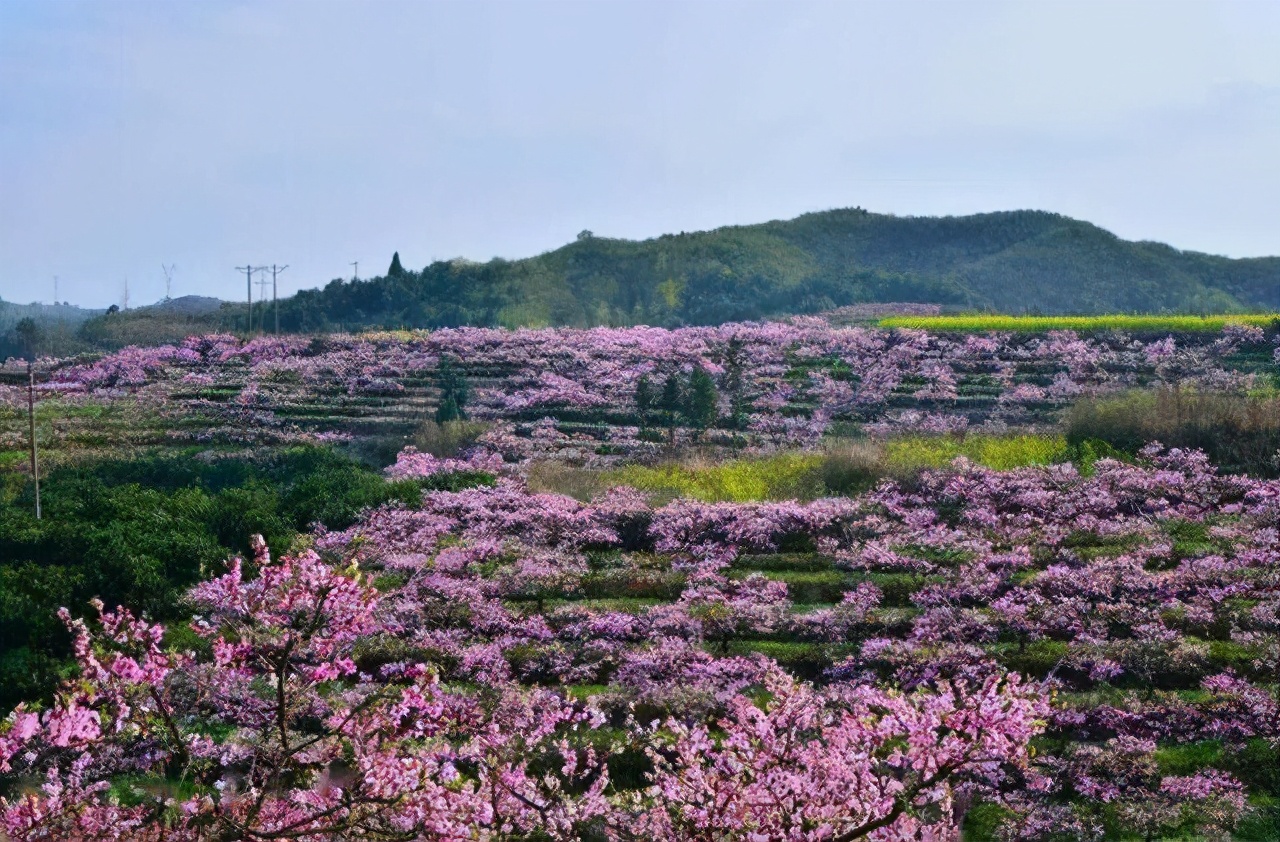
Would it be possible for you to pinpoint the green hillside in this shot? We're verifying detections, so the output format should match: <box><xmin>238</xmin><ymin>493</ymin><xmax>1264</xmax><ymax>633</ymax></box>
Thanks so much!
<box><xmin>67</xmin><ymin>208</ymin><xmax>1280</xmax><ymax>344</ymax></box>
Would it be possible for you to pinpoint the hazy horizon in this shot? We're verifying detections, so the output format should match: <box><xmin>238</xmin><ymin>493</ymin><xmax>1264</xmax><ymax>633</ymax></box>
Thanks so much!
<box><xmin>3</xmin><ymin>0</ymin><xmax>1279</xmax><ymax>308</ymax></box>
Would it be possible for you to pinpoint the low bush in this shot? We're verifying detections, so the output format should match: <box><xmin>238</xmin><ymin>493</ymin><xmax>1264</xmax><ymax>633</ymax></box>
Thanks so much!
<box><xmin>1066</xmin><ymin>388</ymin><xmax>1280</xmax><ymax>476</ymax></box>
<box><xmin>412</xmin><ymin>419</ymin><xmax>492</xmax><ymax>459</ymax></box>
<box><xmin>817</xmin><ymin>439</ymin><xmax>888</xmax><ymax>495</ymax></box>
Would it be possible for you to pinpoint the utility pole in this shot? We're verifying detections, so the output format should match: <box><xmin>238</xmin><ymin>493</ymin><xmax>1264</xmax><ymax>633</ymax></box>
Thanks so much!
<box><xmin>255</xmin><ymin>276</ymin><xmax>271</xmax><ymax>333</ymax></box>
<box><xmin>162</xmin><ymin>264</ymin><xmax>176</xmax><ymax>301</ymax></box>
<box><xmin>350</xmin><ymin>261</ymin><xmax>359</xmax><ymax>281</ymax></box>
<box><xmin>237</xmin><ymin>264</ymin><xmax>265</xmax><ymax>333</ymax></box>
<box><xmin>123</xmin><ymin>278</ymin><xmax>130</xmax><ymax>310</ymax></box>
<box><xmin>27</xmin><ymin>362</ymin><xmax>40</xmax><ymax>520</ymax></box>
<box><xmin>53</xmin><ymin>276</ymin><xmax>58</xmax><ymax>305</ymax></box>
<box><xmin>270</xmin><ymin>264</ymin><xmax>288</xmax><ymax>333</ymax></box>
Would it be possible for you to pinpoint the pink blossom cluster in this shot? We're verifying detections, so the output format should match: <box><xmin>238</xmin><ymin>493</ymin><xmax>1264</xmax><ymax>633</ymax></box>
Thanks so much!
<box><xmin>385</xmin><ymin>446</ymin><xmax>507</xmax><ymax>480</ymax></box>
<box><xmin>2</xmin><ymin>537</ymin><xmax>1047</xmax><ymax>841</ymax></box>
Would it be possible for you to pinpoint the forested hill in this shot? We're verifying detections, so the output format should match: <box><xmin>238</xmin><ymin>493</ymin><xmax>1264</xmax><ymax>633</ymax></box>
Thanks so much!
<box><xmin>70</xmin><ymin>209</ymin><xmax>1280</xmax><ymax>344</ymax></box>
<box><xmin>274</xmin><ymin>209</ymin><xmax>1280</xmax><ymax>330</ymax></box>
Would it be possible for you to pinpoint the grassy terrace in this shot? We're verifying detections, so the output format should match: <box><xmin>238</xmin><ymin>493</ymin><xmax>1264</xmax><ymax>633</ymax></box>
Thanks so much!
<box><xmin>878</xmin><ymin>313</ymin><xmax>1280</xmax><ymax>333</ymax></box>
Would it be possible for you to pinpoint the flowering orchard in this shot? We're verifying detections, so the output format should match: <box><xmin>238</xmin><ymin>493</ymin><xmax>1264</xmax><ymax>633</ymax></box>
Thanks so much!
<box><xmin>5</xmin><ymin>443</ymin><xmax>1280</xmax><ymax>839</ymax></box>
<box><xmin>1</xmin><ymin>319</ymin><xmax>1274</xmax><ymax>464</ymax></box>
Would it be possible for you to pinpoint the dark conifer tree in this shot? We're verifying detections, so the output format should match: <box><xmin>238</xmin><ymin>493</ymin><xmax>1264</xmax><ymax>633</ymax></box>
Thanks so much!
<box><xmin>387</xmin><ymin>252</ymin><xmax>405</xmax><ymax>278</ymax></box>
<box><xmin>434</xmin><ymin>355</ymin><xmax>470</xmax><ymax>423</ymax></box>
<box><xmin>659</xmin><ymin>372</ymin><xmax>683</xmax><ymax>443</ymax></box>
<box><xmin>721</xmin><ymin>336</ymin><xmax>750</xmax><ymax>430</ymax></box>
<box><xmin>634</xmin><ymin>374</ymin><xmax>655</xmax><ymax>428</ymax></box>
<box><xmin>684</xmin><ymin>365</ymin><xmax>719</xmax><ymax>437</ymax></box>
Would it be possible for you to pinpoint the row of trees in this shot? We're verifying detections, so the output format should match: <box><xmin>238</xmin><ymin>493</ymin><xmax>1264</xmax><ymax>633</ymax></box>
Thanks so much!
<box><xmin>435</xmin><ymin>354</ymin><xmax>737</xmax><ymax>438</ymax></box>
<box><xmin>634</xmin><ymin>338</ymin><xmax>753</xmax><ymax>438</ymax></box>
<box><xmin>634</xmin><ymin>367</ymin><xmax>719</xmax><ymax>438</ymax></box>
<box><xmin>433</xmin><ymin>355</ymin><xmax>470</xmax><ymax>423</ymax></box>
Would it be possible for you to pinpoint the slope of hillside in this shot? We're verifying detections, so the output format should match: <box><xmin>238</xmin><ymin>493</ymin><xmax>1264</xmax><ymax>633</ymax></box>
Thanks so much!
<box><xmin>67</xmin><ymin>209</ymin><xmax>1280</xmax><ymax>343</ymax></box>
<box><xmin>0</xmin><ymin>299</ymin><xmax>107</xmax><ymax>359</ymax></box>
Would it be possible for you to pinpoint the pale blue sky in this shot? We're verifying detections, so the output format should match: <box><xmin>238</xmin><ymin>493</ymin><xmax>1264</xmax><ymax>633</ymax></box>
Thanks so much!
<box><xmin>2</xmin><ymin>0</ymin><xmax>1278</xmax><ymax>308</ymax></box>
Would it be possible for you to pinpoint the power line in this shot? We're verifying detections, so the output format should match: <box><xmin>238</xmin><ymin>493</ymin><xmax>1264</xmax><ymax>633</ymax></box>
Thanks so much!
<box><xmin>161</xmin><ymin>264</ymin><xmax>176</xmax><ymax>301</ymax></box>
<box><xmin>270</xmin><ymin>264</ymin><xmax>288</xmax><ymax>333</ymax></box>
<box><xmin>28</xmin><ymin>362</ymin><xmax>41</xmax><ymax>521</ymax></box>
<box><xmin>236</xmin><ymin>264</ymin><xmax>267</xmax><ymax>334</ymax></box>
<box><xmin>255</xmin><ymin>276</ymin><xmax>271</xmax><ymax>333</ymax></box>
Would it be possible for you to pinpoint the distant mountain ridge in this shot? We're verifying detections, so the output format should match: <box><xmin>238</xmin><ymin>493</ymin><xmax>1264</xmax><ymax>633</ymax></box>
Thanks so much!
<box><xmin>265</xmin><ymin>209</ymin><xmax>1279</xmax><ymax>331</ymax></box>
<box><xmin>45</xmin><ymin>209</ymin><xmax>1280</xmax><ymax>351</ymax></box>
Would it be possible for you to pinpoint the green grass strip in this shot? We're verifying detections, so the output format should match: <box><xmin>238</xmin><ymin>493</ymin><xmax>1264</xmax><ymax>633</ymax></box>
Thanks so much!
<box><xmin>885</xmin><ymin>434</ymin><xmax>1069</xmax><ymax>471</ymax></box>
<box><xmin>604</xmin><ymin>453</ymin><xmax>825</xmax><ymax>502</ymax></box>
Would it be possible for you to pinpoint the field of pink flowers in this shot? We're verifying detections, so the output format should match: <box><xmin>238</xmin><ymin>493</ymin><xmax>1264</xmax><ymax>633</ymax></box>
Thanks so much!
<box><xmin>2</xmin><ymin>318</ymin><xmax>1275</xmax><ymax>463</ymax></box>
<box><xmin>5</xmin><ymin>442</ymin><xmax>1280</xmax><ymax>839</ymax></box>
<box><xmin>3</xmin><ymin>319</ymin><xmax>1280</xmax><ymax>840</ymax></box>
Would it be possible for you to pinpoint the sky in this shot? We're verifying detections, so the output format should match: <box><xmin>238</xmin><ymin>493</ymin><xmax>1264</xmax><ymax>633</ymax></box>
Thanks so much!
<box><xmin>2</xmin><ymin>0</ymin><xmax>1279</xmax><ymax>309</ymax></box>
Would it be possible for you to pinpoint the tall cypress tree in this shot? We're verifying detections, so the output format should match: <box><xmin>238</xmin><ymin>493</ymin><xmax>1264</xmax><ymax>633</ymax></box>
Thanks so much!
<box><xmin>634</xmin><ymin>374</ymin><xmax>655</xmax><ymax>428</ymax></box>
<box><xmin>387</xmin><ymin>252</ymin><xmax>405</xmax><ymax>278</ymax></box>
<box><xmin>434</xmin><ymin>355</ymin><xmax>470</xmax><ymax>423</ymax></box>
<box><xmin>659</xmin><ymin>372</ymin><xmax>684</xmax><ymax>443</ymax></box>
<box><xmin>14</xmin><ymin>317</ymin><xmax>42</xmax><ymax>361</ymax></box>
<box><xmin>685</xmin><ymin>365</ymin><xmax>719</xmax><ymax>437</ymax></box>
<box><xmin>721</xmin><ymin>336</ymin><xmax>750</xmax><ymax>430</ymax></box>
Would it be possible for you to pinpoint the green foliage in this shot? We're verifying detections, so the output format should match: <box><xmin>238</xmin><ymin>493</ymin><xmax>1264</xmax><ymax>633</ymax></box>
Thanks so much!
<box><xmin>542</xmin><ymin>436</ymin><xmax>1073</xmax><ymax>506</ymax></box>
<box><xmin>13</xmin><ymin>317</ymin><xmax>42</xmax><ymax>359</ymax></box>
<box><xmin>720</xmin><ymin>336</ymin><xmax>751</xmax><ymax>429</ymax></box>
<box><xmin>73</xmin><ymin>302</ymin><xmax>241</xmax><ymax>352</ymax></box>
<box><xmin>0</xmin><ymin>446</ymin><xmax>442</xmax><ymax>713</ymax></box>
<box><xmin>416</xmin><ymin>470</ymin><xmax>496</xmax><ymax>493</ymax></box>
<box><xmin>659</xmin><ymin>372</ymin><xmax>683</xmax><ymax>435</ymax></box>
<box><xmin>387</xmin><ymin>251</ymin><xmax>405</xmax><ymax>278</ymax></box>
<box><xmin>996</xmin><ymin>639</ymin><xmax>1071</xmax><ymax>677</ymax></box>
<box><xmin>659</xmin><ymin>373</ymin><xmax>683</xmax><ymax>414</ymax></box>
<box><xmin>1154</xmin><ymin>740</ymin><xmax>1224</xmax><ymax>775</ymax></box>
<box><xmin>961</xmin><ymin>802</ymin><xmax>1014</xmax><ymax>842</ymax></box>
<box><xmin>633</xmin><ymin>375</ymin><xmax>655</xmax><ymax>427</ymax></box>
<box><xmin>434</xmin><ymin>355</ymin><xmax>470</xmax><ymax>423</ymax></box>
<box><xmin>684</xmin><ymin>366</ymin><xmax>719</xmax><ymax>434</ymax></box>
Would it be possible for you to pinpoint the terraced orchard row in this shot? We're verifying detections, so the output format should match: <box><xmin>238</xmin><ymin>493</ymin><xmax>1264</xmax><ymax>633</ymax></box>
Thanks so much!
<box><xmin>2</xmin><ymin>317</ymin><xmax>1276</xmax><ymax>465</ymax></box>
<box><xmin>5</xmin><ymin>445</ymin><xmax>1279</xmax><ymax>840</ymax></box>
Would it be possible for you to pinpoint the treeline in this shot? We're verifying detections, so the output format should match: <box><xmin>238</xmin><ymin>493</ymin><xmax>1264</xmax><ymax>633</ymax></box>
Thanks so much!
<box><xmin>269</xmin><ymin>250</ymin><xmax>970</xmax><ymax>333</ymax></box>
<box><xmin>0</xmin><ymin>306</ymin><xmax>238</xmax><ymax>359</ymax></box>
